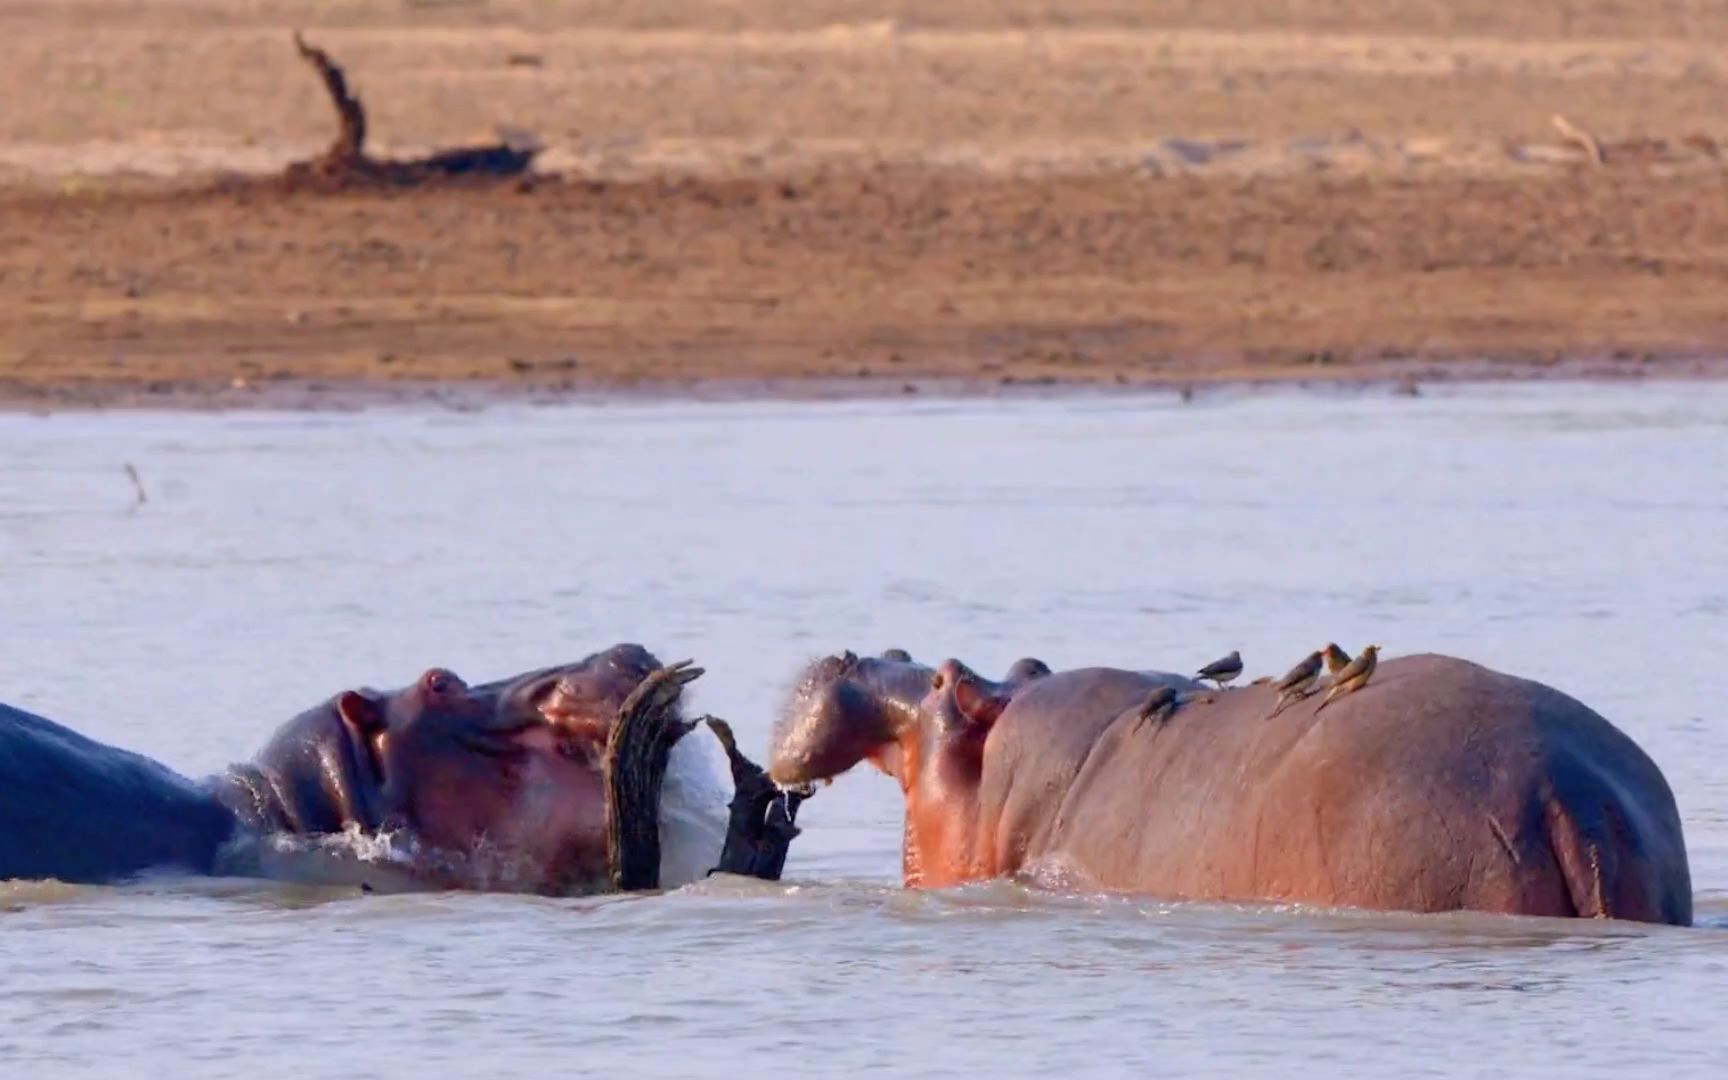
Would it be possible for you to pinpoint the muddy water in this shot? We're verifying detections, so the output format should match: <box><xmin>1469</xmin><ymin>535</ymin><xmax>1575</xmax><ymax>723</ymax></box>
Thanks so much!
<box><xmin>2</xmin><ymin>383</ymin><xmax>1726</xmax><ymax>1078</ymax></box>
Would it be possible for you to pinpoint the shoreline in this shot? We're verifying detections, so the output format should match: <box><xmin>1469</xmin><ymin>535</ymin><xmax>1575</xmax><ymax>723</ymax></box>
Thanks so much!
<box><xmin>3</xmin><ymin>356</ymin><xmax>1722</xmax><ymax>415</ymax></box>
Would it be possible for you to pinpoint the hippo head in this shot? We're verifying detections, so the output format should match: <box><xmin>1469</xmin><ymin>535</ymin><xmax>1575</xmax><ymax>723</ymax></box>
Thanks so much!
<box><xmin>772</xmin><ymin>651</ymin><xmax>929</xmax><ymax>784</ymax></box>
<box><xmin>772</xmin><ymin>651</ymin><xmax>1048</xmax><ymax>886</ymax></box>
<box><xmin>229</xmin><ymin>643</ymin><xmax>673</xmax><ymax>894</ymax></box>
<box><xmin>770</xmin><ymin>650</ymin><xmax>1048</xmax><ymax>788</ymax></box>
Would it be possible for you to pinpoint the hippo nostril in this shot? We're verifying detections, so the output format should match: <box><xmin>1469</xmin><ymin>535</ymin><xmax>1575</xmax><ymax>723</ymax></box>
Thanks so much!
<box><xmin>533</xmin><ymin>676</ymin><xmax>602</xmax><ymax>732</ymax></box>
<box><xmin>423</xmin><ymin>668</ymin><xmax>461</xmax><ymax>695</ymax></box>
<box><xmin>546</xmin><ymin>676</ymin><xmax>584</xmax><ymax>710</ymax></box>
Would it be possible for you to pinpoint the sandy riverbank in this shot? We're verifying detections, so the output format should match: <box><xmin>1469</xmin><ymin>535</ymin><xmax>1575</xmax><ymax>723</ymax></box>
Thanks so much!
<box><xmin>3</xmin><ymin>0</ymin><xmax>1724</xmax><ymax>408</ymax></box>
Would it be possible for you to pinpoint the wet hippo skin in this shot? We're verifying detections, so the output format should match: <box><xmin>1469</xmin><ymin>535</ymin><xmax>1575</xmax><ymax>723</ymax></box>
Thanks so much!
<box><xmin>771</xmin><ymin>651</ymin><xmax>1692</xmax><ymax>924</ymax></box>
<box><xmin>1</xmin><ymin>702</ymin><xmax>239</xmax><ymax>882</ymax></box>
<box><xmin>2</xmin><ymin>644</ymin><xmax>792</xmax><ymax>893</ymax></box>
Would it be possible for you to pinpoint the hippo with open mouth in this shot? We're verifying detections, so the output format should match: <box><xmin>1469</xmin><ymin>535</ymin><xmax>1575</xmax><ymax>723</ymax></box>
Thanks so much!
<box><xmin>1</xmin><ymin>644</ymin><xmax>798</xmax><ymax>893</ymax></box>
<box><xmin>769</xmin><ymin>649</ymin><xmax>1692</xmax><ymax>924</ymax></box>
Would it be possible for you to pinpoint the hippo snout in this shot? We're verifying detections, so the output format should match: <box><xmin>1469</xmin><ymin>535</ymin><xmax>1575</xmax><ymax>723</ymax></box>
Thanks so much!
<box><xmin>768</xmin><ymin>711</ymin><xmax>833</xmax><ymax>785</ymax></box>
<box><xmin>773</xmin><ymin>656</ymin><xmax>924</xmax><ymax>784</ymax></box>
<box><xmin>768</xmin><ymin>752</ymin><xmax>818</xmax><ymax>786</ymax></box>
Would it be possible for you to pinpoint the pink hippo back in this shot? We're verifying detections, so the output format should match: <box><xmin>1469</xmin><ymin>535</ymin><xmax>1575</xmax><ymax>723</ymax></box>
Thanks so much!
<box><xmin>772</xmin><ymin>650</ymin><xmax>1692</xmax><ymax>924</ymax></box>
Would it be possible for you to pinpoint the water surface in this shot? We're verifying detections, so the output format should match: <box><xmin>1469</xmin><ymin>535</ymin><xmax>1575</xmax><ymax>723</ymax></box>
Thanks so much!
<box><xmin>3</xmin><ymin>383</ymin><xmax>1726</xmax><ymax>1077</ymax></box>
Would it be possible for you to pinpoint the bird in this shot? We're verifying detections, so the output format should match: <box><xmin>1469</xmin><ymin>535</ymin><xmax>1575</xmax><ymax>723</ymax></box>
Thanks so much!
<box><xmin>1196</xmin><ymin>650</ymin><xmax>1243</xmax><ymax>688</ymax></box>
<box><xmin>1131</xmin><ymin>686</ymin><xmax>1179</xmax><ymax>733</ymax></box>
<box><xmin>1316</xmin><ymin>646</ymin><xmax>1380</xmax><ymax>712</ymax></box>
<box><xmin>1268</xmin><ymin>650</ymin><xmax>1324</xmax><ymax>717</ymax></box>
<box><xmin>1322</xmin><ymin>643</ymin><xmax>1352</xmax><ymax>676</ymax></box>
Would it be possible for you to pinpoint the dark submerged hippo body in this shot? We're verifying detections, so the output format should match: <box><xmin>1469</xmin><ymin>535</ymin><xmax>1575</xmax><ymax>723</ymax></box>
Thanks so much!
<box><xmin>0</xmin><ymin>702</ymin><xmax>238</xmax><ymax>883</ymax></box>
<box><xmin>771</xmin><ymin>651</ymin><xmax>1692</xmax><ymax>925</ymax></box>
<box><xmin>3</xmin><ymin>644</ymin><xmax>789</xmax><ymax>893</ymax></box>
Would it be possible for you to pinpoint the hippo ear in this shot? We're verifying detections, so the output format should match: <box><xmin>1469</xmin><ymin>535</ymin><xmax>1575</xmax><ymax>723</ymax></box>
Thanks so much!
<box><xmin>952</xmin><ymin>673</ymin><xmax>1011</xmax><ymax>730</ymax></box>
<box><xmin>336</xmin><ymin>690</ymin><xmax>387</xmax><ymax>738</ymax></box>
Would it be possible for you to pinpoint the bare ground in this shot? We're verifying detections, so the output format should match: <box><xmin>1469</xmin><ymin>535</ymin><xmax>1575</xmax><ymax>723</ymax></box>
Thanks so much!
<box><xmin>3</xmin><ymin>0</ymin><xmax>1726</xmax><ymax>407</ymax></box>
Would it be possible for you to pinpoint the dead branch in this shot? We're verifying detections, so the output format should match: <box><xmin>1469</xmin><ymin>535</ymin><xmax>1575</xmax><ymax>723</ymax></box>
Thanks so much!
<box><xmin>284</xmin><ymin>32</ymin><xmax>538</xmax><ymax>190</ymax></box>
<box><xmin>294</xmin><ymin>32</ymin><xmax>366</xmax><ymax>165</ymax></box>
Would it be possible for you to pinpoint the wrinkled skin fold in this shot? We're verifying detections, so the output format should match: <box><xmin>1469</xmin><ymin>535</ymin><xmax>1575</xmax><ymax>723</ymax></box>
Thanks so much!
<box><xmin>771</xmin><ymin>650</ymin><xmax>1693</xmax><ymax>925</ymax></box>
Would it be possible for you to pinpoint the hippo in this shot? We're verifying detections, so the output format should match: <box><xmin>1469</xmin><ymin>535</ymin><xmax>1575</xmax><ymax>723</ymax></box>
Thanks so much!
<box><xmin>770</xmin><ymin>649</ymin><xmax>1693</xmax><ymax>925</ymax></box>
<box><xmin>2</xmin><ymin>644</ymin><xmax>796</xmax><ymax>893</ymax></box>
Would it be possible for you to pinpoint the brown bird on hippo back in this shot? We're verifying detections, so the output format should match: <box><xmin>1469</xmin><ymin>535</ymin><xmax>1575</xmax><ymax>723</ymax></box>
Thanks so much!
<box><xmin>1316</xmin><ymin>645</ymin><xmax>1380</xmax><ymax>712</ymax></box>
<box><xmin>1195</xmin><ymin>650</ymin><xmax>1243</xmax><ymax>688</ymax></box>
<box><xmin>1268</xmin><ymin>650</ymin><xmax>1324</xmax><ymax>717</ymax></box>
<box><xmin>1130</xmin><ymin>686</ymin><xmax>1179</xmax><ymax>733</ymax></box>
<box><xmin>1322</xmin><ymin>643</ymin><xmax>1352</xmax><ymax>675</ymax></box>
